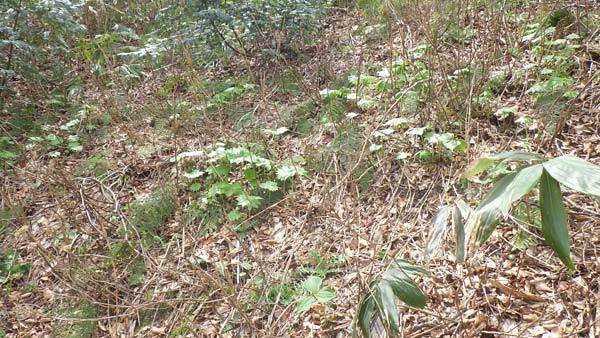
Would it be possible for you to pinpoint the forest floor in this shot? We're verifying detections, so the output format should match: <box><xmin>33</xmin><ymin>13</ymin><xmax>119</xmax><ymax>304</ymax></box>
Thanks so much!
<box><xmin>1</xmin><ymin>2</ymin><xmax>600</xmax><ymax>338</ymax></box>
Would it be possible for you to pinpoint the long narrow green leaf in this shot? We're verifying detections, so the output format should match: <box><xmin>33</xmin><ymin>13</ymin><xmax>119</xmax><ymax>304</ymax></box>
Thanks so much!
<box><xmin>462</xmin><ymin>157</ymin><xmax>495</xmax><ymax>178</ymax></box>
<box><xmin>377</xmin><ymin>282</ymin><xmax>400</xmax><ymax>333</ymax></box>
<box><xmin>543</xmin><ymin>155</ymin><xmax>600</xmax><ymax>197</ymax></box>
<box><xmin>468</xmin><ymin>164</ymin><xmax>543</xmax><ymax>247</ymax></box>
<box><xmin>539</xmin><ymin>170</ymin><xmax>575</xmax><ymax>271</ymax></box>
<box><xmin>488</xmin><ymin>151</ymin><xmax>546</xmax><ymax>162</ymax></box>
<box><xmin>353</xmin><ymin>292</ymin><xmax>375</xmax><ymax>338</ymax></box>
<box><xmin>462</xmin><ymin>152</ymin><xmax>545</xmax><ymax>179</ymax></box>
<box><xmin>392</xmin><ymin>259</ymin><xmax>429</xmax><ymax>276</ymax></box>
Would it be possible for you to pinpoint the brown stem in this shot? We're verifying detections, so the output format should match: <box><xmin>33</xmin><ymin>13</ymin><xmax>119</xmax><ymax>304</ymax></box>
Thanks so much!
<box><xmin>210</xmin><ymin>20</ymin><xmax>243</xmax><ymax>57</ymax></box>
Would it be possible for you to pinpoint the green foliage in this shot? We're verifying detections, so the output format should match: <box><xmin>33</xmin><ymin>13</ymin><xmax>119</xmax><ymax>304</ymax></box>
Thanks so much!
<box><xmin>189</xmin><ymin>0</ymin><xmax>325</xmax><ymax>57</ymax></box>
<box><xmin>353</xmin><ymin>259</ymin><xmax>427</xmax><ymax>338</ymax></box>
<box><xmin>80</xmin><ymin>151</ymin><xmax>113</xmax><ymax>177</ymax></box>
<box><xmin>520</xmin><ymin>19</ymin><xmax>581</xmax><ymax>131</ymax></box>
<box><xmin>354</xmin><ymin>0</ymin><xmax>405</xmax><ymax>23</ymax></box>
<box><xmin>1</xmin><ymin>0</ymin><xmax>85</xmax><ymax>92</ymax></box>
<box><xmin>177</xmin><ymin>142</ymin><xmax>306</xmax><ymax>235</ymax></box>
<box><xmin>312</xmin><ymin>121</ymin><xmax>375</xmax><ymax>192</ymax></box>
<box><xmin>121</xmin><ymin>0</ymin><xmax>327</xmax><ymax>64</ymax></box>
<box><xmin>510</xmin><ymin>230</ymin><xmax>537</xmax><ymax>252</ymax></box>
<box><xmin>295</xmin><ymin>249</ymin><xmax>347</xmax><ymax>277</ymax></box>
<box><xmin>457</xmin><ymin>153</ymin><xmax>600</xmax><ymax>271</ymax></box>
<box><xmin>0</xmin><ymin>207</ymin><xmax>11</xmax><ymax>236</ymax></box>
<box><xmin>128</xmin><ymin>186</ymin><xmax>176</xmax><ymax>244</ymax></box>
<box><xmin>0</xmin><ymin>136</ymin><xmax>16</xmax><ymax>164</ymax></box>
<box><xmin>159</xmin><ymin>75</ymin><xmax>189</xmax><ymax>97</ymax></box>
<box><xmin>272</xmin><ymin>71</ymin><xmax>302</xmax><ymax>96</ymax></box>
<box><xmin>265</xmin><ymin>280</ymin><xmax>298</xmax><ymax>305</ymax></box>
<box><xmin>128</xmin><ymin>258</ymin><xmax>146</xmax><ymax>286</ymax></box>
<box><xmin>539</xmin><ymin>169</ymin><xmax>573</xmax><ymax>270</ymax></box>
<box><xmin>4</xmin><ymin>104</ymin><xmax>110</xmax><ymax>160</ymax></box>
<box><xmin>372</xmin><ymin>121</ymin><xmax>466</xmax><ymax>162</ymax></box>
<box><xmin>281</xmin><ymin>100</ymin><xmax>316</xmax><ymax>135</ymax></box>
<box><xmin>0</xmin><ymin>249</ymin><xmax>30</xmax><ymax>284</ymax></box>
<box><xmin>207</xmin><ymin>82</ymin><xmax>256</xmax><ymax>110</ymax></box>
<box><xmin>295</xmin><ymin>275</ymin><xmax>336</xmax><ymax>313</ymax></box>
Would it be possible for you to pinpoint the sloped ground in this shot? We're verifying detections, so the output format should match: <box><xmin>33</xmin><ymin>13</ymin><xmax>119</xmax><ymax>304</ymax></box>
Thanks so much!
<box><xmin>1</xmin><ymin>2</ymin><xmax>600</xmax><ymax>337</ymax></box>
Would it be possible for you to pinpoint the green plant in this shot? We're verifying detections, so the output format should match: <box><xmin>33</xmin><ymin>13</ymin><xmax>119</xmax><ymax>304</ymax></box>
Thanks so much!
<box><xmin>295</xmin><ymin>275</ymin><xmax>336</xmax><ymax>313</ymax></box>
<box><xmin>353</xmin><ymin>259</ymin><xmax>427</xmax><ymax>338</ymax></box>
<box><xmin>0</xmin><ymin>249</ymin><xmax>30</xmax><ymax>284</ymax></box>
<box><xmin>371</xmin><ymin>121</ymin><xmax>466</xmax><ymax>162</ymax></box>
<box><xmin>121</xmin><ymin>0</ymin><xmax>327</xmax><ymax>64</ymax></box>
<box><xmin>520</xmin><ymin>18</ymin><xmax>581</xmax><ymax>131</ymax></box>
<box><xmin>295</xmin><ymin>249</ymin><xmax>347</xmax><ymax>277</ymax></box>
<box><xmin>245</xmin><ymin>273</ymin><xmax>297</xmax><ymax>309</ymax></box>
<box><xmin>80</xmin><ymin>151</ymin><xmax>113</xmax><ymax>177</ymax></box>
<box><xmin>186</xmin><ymin>0</ymin><xmax>326</xmax><ymax>60</ymax></box>
<box><xmin>128</xmin><ymin>185</ymin><xmax>176</xmax><ymax>245</ymax></box>
<box><xmin>281</xmin><ymin>100</ymin><xmax>316</xmax><ymax>135</ymax></box>
<box><xmin>176</xmin><ymin>142</ymin><xmax>306</xmax><ymax>235</ymax></box>
<box><xmin>158</xmin><ymin>75</ymin><xmax>189</xmax><ymax>97</ymax></box>
<box><xmin>0</xmin><ymin>207</ymin><xmax>10</xmax><ymax>236</ymax></box>
<box><xmin>0</xmin><ymin>136</ymin><xmax>16</xmax><ymax>164</ymax></box>
<box><xmin>207</xmin><ymin>82</ymin><xmax>256</xmax><ymax>110</ymax></box>
<box><xmin>1</xmin><ymin>0</ymin><xmax>86</xmax><ymax>93</ymax></box>
<box><xmin>452</xmin><ymin>152</ymin><xmax>600</xmax><ymax>271</ymax></box>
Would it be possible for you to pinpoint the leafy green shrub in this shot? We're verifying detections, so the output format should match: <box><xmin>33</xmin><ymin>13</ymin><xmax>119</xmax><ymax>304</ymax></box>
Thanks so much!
<box><xmin>295</xmin><ymin>249</ymin><xmax>347</xmax><ymax>277</ymax></box>
<box><xmin>0</xmin><ymin>207</ymin><xmax>11</xmax><ymax>236</ymax></box>
<box><xmin>0</xmin><ymin>136</ymin><xmax>16</xmax><ymax>164</ymax></box>
<box><xmin>80</xmin><ymin>151</ymin><xmax>113</xmax><ymax>177</ymax></box>
<box><xmin>206</xmin><ymin>81</ymin><xmax>256</xmax><ymax>111</ymax></box>
<box><xmin>123</xmin><ymin>0</ymin><xmax>327</xmax><ymax>64</ymax></box>
<box><xmin>175</xmin><ymin>142</ymin><xmax>307</xmax><ymax>235</ymax></box>
<box><xmin>370</xmin><ymin>118</ymin><xmax>466</xmax><ymax>163</ymax></box>
<box><xmin>281</xmin><ymin>100</ymin><xmax>316</xmax><ymax>135</ymax></box>
<box><xmin>187</xmin><ymin>0</ymin><xmax>326</xmax><ymax>57</ymax></box>
<box><xmin>1</xmin><ymin>0</ymin><xmax>86</xmax><ymax>92</ymax></box>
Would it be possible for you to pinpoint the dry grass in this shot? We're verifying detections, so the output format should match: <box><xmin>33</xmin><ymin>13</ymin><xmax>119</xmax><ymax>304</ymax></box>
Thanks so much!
<box><xmin>1</xmin><ymin>1</ymin><xmax>600</xmax><ymax>337</ymax></box>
